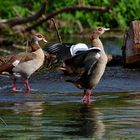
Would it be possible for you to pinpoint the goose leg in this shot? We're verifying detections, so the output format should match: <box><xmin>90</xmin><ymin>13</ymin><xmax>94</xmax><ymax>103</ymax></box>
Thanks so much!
<box><xmin>87</xmin><ymin>89</ymin><xmax>91</xmax><ymax>104</ymax></box>
<box><xmin>82</xmin><ymin>89</ymin><xmax>87</xmax><ymax>103</ymax></box>
<box><xmin>12</xmin><ymin>78</ymin><xmax>17</xmax><ymax>91</ymax></box>
<box><xmin>24</xmin><ymin>79</ymin><xmax>31</xmax><ymax>91</ymax></box>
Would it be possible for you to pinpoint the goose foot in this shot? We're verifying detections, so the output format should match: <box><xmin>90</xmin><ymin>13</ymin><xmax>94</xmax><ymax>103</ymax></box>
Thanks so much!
<box><xmin>12</xmin><ymin>82</ymin><xmax>17</xmax><ymax>92</ymax></box>
<box><xmin>12</xmin><ymin>87</ymin><xmax>17</xmax><ymax>92</ymax></box>
<box><xmin>87</xmin><ymin>89</ymin><xmax>91</xmax><ymax>104</ymax></box>
<box><xmin>82</xmin><ymin>89</ymin><xmax>91</xmax><ymax>104</ymax></box>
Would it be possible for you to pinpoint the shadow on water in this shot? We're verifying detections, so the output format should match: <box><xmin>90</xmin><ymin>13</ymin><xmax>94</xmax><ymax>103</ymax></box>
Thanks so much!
<box><xmin>61</xmin><ymin>104</ymin><xmax>105</xmax><ymax>139</ymax></box>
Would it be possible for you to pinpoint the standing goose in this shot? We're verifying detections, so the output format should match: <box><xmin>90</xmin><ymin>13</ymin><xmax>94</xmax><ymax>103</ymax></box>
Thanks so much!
<box><xmin>0</xmin><ymin>33</ymin><xmax>47</xmax><ymax>92</ymax></box>
<box><xmin>67</xmin><ymin>27</ymin><xmax>109</xmax><ymax>103</ymax></box>
<box><xmin>46</xmin><ymin>27</ymin><xmax>109</xmax><ymax>103</ymax></box>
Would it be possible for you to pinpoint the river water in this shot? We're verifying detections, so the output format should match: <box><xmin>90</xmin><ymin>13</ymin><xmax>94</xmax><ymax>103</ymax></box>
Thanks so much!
<box><xmin>0</xmin><ymin>35</ymin><xmax>140</xmax><ymax>139</ymax></box>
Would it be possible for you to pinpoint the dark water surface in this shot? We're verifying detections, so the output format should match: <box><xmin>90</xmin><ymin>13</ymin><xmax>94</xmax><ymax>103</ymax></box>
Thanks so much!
<box><xmin>0</xmin><ymin>66</ymin><xmax>140</xmax><ymax>140</ymax></box>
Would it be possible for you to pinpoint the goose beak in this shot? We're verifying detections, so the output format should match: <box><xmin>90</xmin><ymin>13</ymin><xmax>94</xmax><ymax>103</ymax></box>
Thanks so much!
<box><xmin>104</xmin><ymin>28</ymin><xmax>110</xmax><ymax>31</ymax></box>
<box><xmin>43</xmin><ymin>38</ymin><xmax>48</xmax><ymax>43</ymax></box>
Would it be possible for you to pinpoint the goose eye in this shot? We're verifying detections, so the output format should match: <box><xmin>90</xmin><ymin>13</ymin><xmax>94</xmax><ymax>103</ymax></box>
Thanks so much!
<box><xmin>36</xmin><ymin>34</ymin><xmax>42</xmax><ymax>38</ymax></box>
<box><xmin>98</xmin><ymin>28</ymin><xmax>102</xmax><ymax>31</ymax></box>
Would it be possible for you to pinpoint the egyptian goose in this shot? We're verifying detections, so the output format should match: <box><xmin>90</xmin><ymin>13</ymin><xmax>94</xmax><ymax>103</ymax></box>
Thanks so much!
<box><xmin>46</xmin><ymin>27</ymin><xmax>109</xmax><ymax>103</ymax></box>
<box><xmin>0</xmin><ymin>33</ymin><xmax>47</xmax><ymax>92</ymax></box>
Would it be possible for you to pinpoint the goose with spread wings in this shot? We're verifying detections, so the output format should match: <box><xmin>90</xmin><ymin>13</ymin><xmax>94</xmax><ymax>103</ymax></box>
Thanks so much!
<box><xmin>46</xmin><ymin>27</ymin><xmax>109</xmax><ymax>103</ymax></box>
<box><xmin>46</xmin><ymin>42</ymin><xmax>92</xmax><ymax>74</ymax></box>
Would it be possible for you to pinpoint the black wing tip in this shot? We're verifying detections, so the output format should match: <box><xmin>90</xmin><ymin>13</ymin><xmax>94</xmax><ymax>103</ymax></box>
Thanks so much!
<box><xmin>46</xmin><ymin>43</ymin><xmax>63</xmax><ymax>53</ymax></box>
<box><xmin>88</xmin><ymin>47</ymin><xmax>101</xmax><ymax>52</ymax></box>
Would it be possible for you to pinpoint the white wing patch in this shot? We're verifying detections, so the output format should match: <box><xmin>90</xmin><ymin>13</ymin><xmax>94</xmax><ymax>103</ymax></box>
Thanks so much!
<box><xmin>12</xmin><ymin>60</ymin><xmax>20</xmax><ymax>66</ymax></box>
<box><xmin>70</xmin><ymin>43</ymin><xmax>88</xmax><ymax>56</ymax></box>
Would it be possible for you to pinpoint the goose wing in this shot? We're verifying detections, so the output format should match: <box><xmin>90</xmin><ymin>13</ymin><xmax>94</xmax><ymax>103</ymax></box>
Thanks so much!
<box><xmin>65</xmin><ymin>47</ymin><xmax>101</xmax><ymax>72</ymax></box>
<box><xmin>46</xmin><ymin>43</ymin><xmax>72</xmax><ymax>60</ymax></box>
<box><xmin>0</xmin><ymin>52</ymin><xmax>36</xmax><ymax>73</ymax></box>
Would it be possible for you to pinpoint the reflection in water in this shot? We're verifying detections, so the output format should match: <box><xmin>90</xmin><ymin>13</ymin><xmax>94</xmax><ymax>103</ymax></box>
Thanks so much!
<box><xmin>0</xmin><ymin>99</ymin><xmax>105</xmax><ymax>139</ymax></box>
<box><xmin>12</xmin><ymin>101</ymin><xmax>45</xmax><ymax>128</ymax></box>
<box><xmin>0</xmin><ymin>91</ymin><xmax>140</xmax><ymax>139</ymax></box>
<box><xmin>63</xmin><ymin>104</ymin><xmax>105</xmax><ymax>139</ymax></box>
<box><xmin>12</xmin><ymin>102</ymin><xmax>44</xmax><ymax>116</ymax></box>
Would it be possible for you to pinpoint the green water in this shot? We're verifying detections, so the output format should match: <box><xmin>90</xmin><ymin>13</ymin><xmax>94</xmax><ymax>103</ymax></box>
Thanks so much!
<box><xmin>0</xmin><ymin>91</ymin><xmax>140</xmax><ymax>139</ymax></box>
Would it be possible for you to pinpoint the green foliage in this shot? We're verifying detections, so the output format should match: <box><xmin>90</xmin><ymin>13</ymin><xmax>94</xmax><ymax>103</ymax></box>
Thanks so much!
<box><xmin>0</xmin><ymin>0</ymin><xmax>140</xmax><ymax>33</ymax></box>
<box><xmin>48</xmin><ymin>0</ymin><xmax>140</xmax><ymax>32</ymax></box>
<box><xmin>112</xmin><ymin>0</ymin><xmax>140</xmax><ymax>28</ymax></box>
<box><xmin>0</xmin><ymin>1</ymin><xmax>15</xmax><ymax>18</ymax></box>
<box><xmin>0</xmin><ymin>0</ymin><xmax>43</xmax><ymax>18</ymax></box>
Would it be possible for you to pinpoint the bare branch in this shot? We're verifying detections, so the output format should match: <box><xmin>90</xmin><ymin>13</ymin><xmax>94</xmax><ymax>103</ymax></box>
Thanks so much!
<box><xmin>25</xmin><ymin>0</ymin><xmax>117</xmax><ymax>32</ymax></box>
<box><xmin>25</xmin><ymin>6</ymin><xmax>106</xmax><ymax>32</ymax></box>
<box><xmin>106</xmin><ymin>0</ymin><xmax>118</xmax><ymax>13</ymax></box>
<box><xmin>3</xmin><ymin>2</ymin><xmax>47</xmax><ymax>27</ymax></box>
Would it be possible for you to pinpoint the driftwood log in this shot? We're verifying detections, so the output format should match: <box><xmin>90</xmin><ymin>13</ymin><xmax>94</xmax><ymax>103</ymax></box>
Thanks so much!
<box><xmin>123</xmin><ymin>20</ymin><xmax>140</xmax><ymax>68</ymax></box>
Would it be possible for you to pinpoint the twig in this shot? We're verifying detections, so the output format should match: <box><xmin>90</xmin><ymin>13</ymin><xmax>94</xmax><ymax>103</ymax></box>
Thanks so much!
<box><xmin>25</xmin><ymin>40</ymin><xmax>29</xmax><ymax>53</ymax></box>
<box><xmin>51</xmin><ymin>18</ymin><xmax>62</xmax><ymax>43</ymax></box>
<box><xmin>0</xmin><ymin>117</ymin><xmax>7</xmax><ymax>126</ymax></box>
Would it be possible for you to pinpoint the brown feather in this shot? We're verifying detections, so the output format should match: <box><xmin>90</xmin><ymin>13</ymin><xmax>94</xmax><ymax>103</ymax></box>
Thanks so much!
<box><xmin>0</xmin><ymin>63</ymin><xmax>14</xmax><ymax>73</ymax></box>
<box><xmin>0</xmin><ymin>52</ymin><xmax>36</xmax><ymax>73</ymax></box>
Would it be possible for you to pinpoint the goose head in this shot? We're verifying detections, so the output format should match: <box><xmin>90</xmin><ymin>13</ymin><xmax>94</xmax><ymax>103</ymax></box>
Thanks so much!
<box><xmin>30</xmin><ymin>33</ymin><xmax>48</xmax><ymax>51</ymax></box>
<box><xmin>91</xmin><ymin>27</ymin><xmax>110</xmax><ymax>39</ymax></box>
<box><xmin>32</xmin><ymin>33</ymin><xmax>48</xmax><ymax>43</ymax></box>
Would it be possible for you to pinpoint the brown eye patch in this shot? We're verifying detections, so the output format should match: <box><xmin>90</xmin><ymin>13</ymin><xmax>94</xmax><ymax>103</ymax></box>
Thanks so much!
<box><xmin>98</xmin><ymin>28</ymin><xmax>102</xmax><ymax>31</ymax></box>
